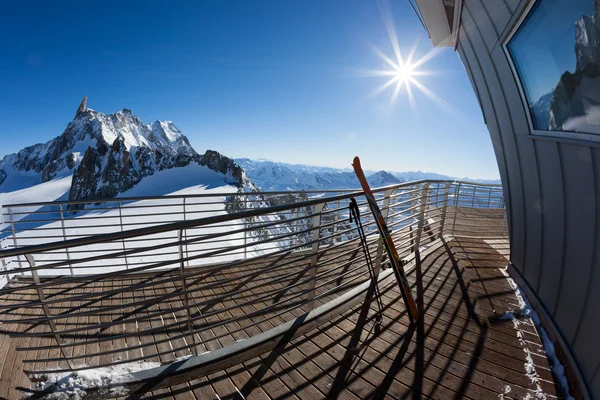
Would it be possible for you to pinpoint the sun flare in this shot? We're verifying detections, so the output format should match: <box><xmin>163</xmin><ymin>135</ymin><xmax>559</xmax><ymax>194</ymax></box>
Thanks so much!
<box><xmin>395</xmin><ymin>65</ymin><xmax>414</xmax><ymax>83</ymax></box>
<box><xmin>359</xmin><ymin>1</ymin><xmax>445</xmax><ymax>109</ymax></box>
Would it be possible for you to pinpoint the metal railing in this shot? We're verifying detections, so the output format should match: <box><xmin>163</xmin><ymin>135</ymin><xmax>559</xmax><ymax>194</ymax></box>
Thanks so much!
<box><xmin>0</xmin><ymin>180</ymin><xmax>506</xmax><ymax>377</ymax></box>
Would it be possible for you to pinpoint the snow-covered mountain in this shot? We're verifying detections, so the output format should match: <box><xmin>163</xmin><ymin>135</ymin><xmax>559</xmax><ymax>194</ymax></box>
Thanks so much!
<box><xmin>237</xmin><ymin>159</ymin><xmax>500</xmax><ymax>191</ymax></box>
<box><xmin>530</xmin><ymin>91</ymin><xmax>553</xmax><ymax>130</ymax></box>
<box><xmin>391</xmin><ymin>170</ymin><xmax>453</xmax><ymax>182</ymax></box>
<box><xmin>0</xmin><ymin>98</ymin><xmax>254</xmax><ymax>209</ymax></box>
<box><xmin>366</xmin><ymin>171</ymin><xmax>402</xmax><ymax>187</ymax></box>
<box><xmin>235</xmin><ymin>158</ymin><xmax>403</xmax><ymax>191</ymax></box>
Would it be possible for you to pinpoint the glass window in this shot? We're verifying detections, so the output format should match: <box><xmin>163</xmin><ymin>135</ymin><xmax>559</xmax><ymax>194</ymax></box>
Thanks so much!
<box><xmin>507</xmin><ymin>0</ymin><xmax>600</xmax><ymax>134</ymax></box>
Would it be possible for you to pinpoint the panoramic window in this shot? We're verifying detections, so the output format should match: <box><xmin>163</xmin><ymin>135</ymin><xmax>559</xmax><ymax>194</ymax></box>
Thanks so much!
<box><xmin>508</xmin><ymin>0</ymin><xmax>600</xmax><ymax>134</ymax></box>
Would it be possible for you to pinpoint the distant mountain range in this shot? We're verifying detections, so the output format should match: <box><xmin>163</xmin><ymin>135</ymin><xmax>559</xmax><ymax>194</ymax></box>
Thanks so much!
<box><xmin>0</xmin><ymin>99</ymin><xmax>500</xmax><ymax>211</ymax></box>
<box><xmin>235</xmin><ymin>158</ymin><xmax>499</xmax><ymax>192</ymax></box>
<box><xmin>234</xmin><ymin>158</ymin><xmax>402</xmax><ymax>191</ymax></box>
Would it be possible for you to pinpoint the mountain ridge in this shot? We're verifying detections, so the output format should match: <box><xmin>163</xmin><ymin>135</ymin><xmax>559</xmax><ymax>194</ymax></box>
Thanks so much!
<box><xmin>0</xmin><ymin>99</ymin><xmax>253</xmax><ymax>209</ymax></box>
<box><xmin>235</xmin><ymin>158</ymin><xmax>500</xmax><ymax>191</ymax></box>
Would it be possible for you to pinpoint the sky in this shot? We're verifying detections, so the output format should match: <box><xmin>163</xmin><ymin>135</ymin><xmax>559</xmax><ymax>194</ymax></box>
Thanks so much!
<box><xmin>0</xmin><ymin>0</ymin><xmax>499</xmax><ymax>179</ymax></box>
<box><xmin>508</xmin><ymin>0</ymin><xmax>593</xmax><ymax>102</ymax></box>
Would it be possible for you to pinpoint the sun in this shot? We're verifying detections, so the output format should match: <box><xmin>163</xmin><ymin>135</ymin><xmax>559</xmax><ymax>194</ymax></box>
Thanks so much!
<box><xmin>395</xmin><ymin>64</ymin><xmax>414</xmax><ymax>84</ymax></box>
<box><xmin>358</xmin><ymin>0</ymin><xmax>446</xmax><ymax>109</ymax></box>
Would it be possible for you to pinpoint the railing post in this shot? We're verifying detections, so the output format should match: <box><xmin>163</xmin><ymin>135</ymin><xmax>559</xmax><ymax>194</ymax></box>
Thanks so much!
<box><xmin>117</xmin><ymin>201</ymin><xmax>129</xmax><ymax>270</ymax></box>
<box><xmin>471</xmin><ymin>185</ymin><xmax>476</xmax><ymax>208</ymax></box>
<box><xmin>364</xmin><ymin>200</ymin><xmax>371</xmax><ymax>234</ymax></box>
<box><xmin>451</xmin><ymin>182</ymin><xmax>462</xmax><ymax>235</ymax></box>
<box><xmin>333</xmin><ymin>198</ymin><xmax>341</xmax><ymax>244</ymax></box>
<box><xmin>409</xmin><ymin>187</ymin><xmax>417</xmax><ymax>253</ymax></box>
<box><xmin>307</xmin><ymin>203</ymin><xmax>324</xmax><ymax>310</ymax></box>
<box><xmin>25</xmin><ymin>254</ymin><xmax>76</xmax><ymax>370</ymax></box>
<box><xmin>57</xmin><ymin>204</ymin><xmax>75</xmax><ymax>276</ymax></box>
<box><xmin>7</xmin><ymin>207</ymin><xmax>24</xmax><ymax>273</ymax></box>
<box><xmin>373</xmin><ymin>189</ymin><xmax>393</xmax><ymax>275</ymax></box>
<box><xmin>178</xmin><ymin>229</ymin><xmax>198</xmax><ymax>353</ymax></box>
<box><xmin>438</xmin><ymin>182</ymin><xmax>452</xmax><ymax>239</ymax></box>
<box><xmin>487</xmin><ymin>187</ymin><xmax>492</xmax><ymax>208</ymax></box>
<box><xmin>0</xmin><ymin>256</ymin><xmax>7</xmax><ymax>287</ymax></box>
<box><xmin>243</xmin><ymin>195</ymin><xmax>248</xmax><ymax>260</ymax></box>
<box><xmin>414</xmin><ymin>183</ymin><xmax>430</xmax><ymax>250</ymax></box>
<box><xmin>182</xmin><ymin>198</ymin><xmax>190</xmax><ymax>268</ymax></box>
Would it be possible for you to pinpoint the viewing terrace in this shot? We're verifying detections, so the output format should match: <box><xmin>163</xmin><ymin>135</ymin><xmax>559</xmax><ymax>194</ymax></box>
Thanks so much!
<box><xmin>0</xmin><ymin>181</ymin><xmax>566</xmax><ymax>399</ymax></box>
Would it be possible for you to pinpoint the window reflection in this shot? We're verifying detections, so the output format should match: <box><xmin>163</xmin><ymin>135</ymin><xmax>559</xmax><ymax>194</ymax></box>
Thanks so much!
<box><xmin>508</xmin><ymin>0</ymin><xmax>600</xmax><ymax>134</ymax></box>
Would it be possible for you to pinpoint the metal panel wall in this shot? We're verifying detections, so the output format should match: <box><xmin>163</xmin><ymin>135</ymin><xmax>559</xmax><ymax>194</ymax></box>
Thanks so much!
<box><xmin>456</xmin><ymin>0</ymin><xmax>600</xmax><ymax>396</ymax></box>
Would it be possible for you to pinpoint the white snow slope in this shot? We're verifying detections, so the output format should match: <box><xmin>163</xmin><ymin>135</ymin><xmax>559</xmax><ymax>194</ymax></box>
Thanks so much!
<box><xmin>1</xmin><ymin>163</ymin><xmax>283</xmax><ymax>277</ymax></box>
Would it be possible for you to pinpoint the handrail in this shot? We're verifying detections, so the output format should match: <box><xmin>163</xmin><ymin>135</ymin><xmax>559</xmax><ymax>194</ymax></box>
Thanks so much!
<box><xmin>0</xmin><ymin>179</ymin><xmax>501</xmax><ymax>259</ymax></box>
<box><xmin>1</xmin><ymin>179</ymin><xmax>500</xmax><ymax>208</ymax></box>
<box><xmin>0</xmin><ymin>179</ymin><xmax>506</xmax><ymax>384</ymax></box>
<box><xmin>0</xmin><ymin>191</ymin><xmax>356</xmax><ymax>259</ymax></box>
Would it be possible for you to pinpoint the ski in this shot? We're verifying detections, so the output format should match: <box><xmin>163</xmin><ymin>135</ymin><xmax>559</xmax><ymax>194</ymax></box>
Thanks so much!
<box><xmin>352</xmin><ymin>156</ymin><xmax>419</xmax><ymax>322</ymax></box>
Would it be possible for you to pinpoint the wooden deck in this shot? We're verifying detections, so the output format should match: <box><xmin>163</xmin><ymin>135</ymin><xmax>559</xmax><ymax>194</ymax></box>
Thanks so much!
<box><xmin>0</xmin><ymin>207</ymin><xmax>565</xmax><ymax>399</ymax></box>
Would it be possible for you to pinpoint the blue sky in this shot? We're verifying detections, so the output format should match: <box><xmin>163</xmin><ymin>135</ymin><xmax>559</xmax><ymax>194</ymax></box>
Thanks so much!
<box><xmin>0</xmin><ymin>0</ymin><xmax>499</xmax><ymax>179</ymax></box>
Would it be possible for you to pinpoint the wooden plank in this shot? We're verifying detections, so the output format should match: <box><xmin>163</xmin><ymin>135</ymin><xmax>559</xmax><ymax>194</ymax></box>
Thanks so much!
<box><xmin>318</xmin><ymin>313</ymin><xmax>537</xmax><ymax>399</ymax></box>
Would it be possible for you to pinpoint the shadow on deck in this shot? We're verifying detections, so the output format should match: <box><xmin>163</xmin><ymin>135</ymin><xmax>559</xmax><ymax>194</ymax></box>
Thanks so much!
<box><xmin>0</xmin><ymin>207</ymin><xmax>564</xmax><ymax>399</ymax></box>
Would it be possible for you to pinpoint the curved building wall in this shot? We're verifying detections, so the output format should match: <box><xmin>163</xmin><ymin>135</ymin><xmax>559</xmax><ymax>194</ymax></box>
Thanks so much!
<box><xmin>455</xmin><ymin>0</ymin><xmax>600</xmax><ymax>396</ymax></box>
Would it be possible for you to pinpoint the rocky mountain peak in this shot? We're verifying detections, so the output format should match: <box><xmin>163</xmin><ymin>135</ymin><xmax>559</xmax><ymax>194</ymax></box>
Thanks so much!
<box><xmin>75</xmin><ymin>96</ymin><xmax>87</xmax><ymax>118</ymax></box>
<box><xmin>1</xmin><ymin>99</ymin><xmax>256</xmax><ymax>210</ymax></box>
<box><xmin>548</xmin><ymin>3</ymin><xmax>600</xmax><ymax>132</ymax></box>
<box><xmin>575</xmin><ymin>13</ymin><xmax>599</xmax><ymax>72</ymax></box>
<box><xmin>198</xmin><ymin>150</ymin><xmax>253</xmax><ymax>188</ymax></box>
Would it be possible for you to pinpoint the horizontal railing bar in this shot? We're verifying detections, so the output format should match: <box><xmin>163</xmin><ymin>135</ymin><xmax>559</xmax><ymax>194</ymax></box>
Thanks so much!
<box><xmin>3</xmin><ymin>179</ymin><xmax>500</xmax><ymax>210</ymax></box>
<box><xmin>6</xmin><ymin>236</ymin><xmax>378</xmax><ymax>330</ymax></box>
<box><xmin>0</xmin><ymin>216</ymin><xmax>351</xmax><ymax>297</ymax></box>
<box><xmin>0</xmin><ymin>191</ymin><xmax>365</xmax><ymax>259</ymax></box>
<box><xmin>9</xmin><ymin>209</ymin><xmax>367</xmax><ymax>276</ymax></box>
<box><xmin>0</xmin><ymin>209</ymin><xmax>326</xmax><ymax>275</ymax></box>
<box><xmin>385</xmin><ymin>188</ymin><xmax>422</xmax><ymax>201</ymax></box>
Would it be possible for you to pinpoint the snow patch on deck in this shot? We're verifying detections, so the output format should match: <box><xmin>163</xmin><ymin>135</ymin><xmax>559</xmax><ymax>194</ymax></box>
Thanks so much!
<box><xmin>32</xmin><ymin>361</ymin><xmax>161</xmax><ymax>399</ymax></box>
<box><xmin>500</xmin><ymin>268</ymin><xmax>574</xmax><ymax>400</ymax></box>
